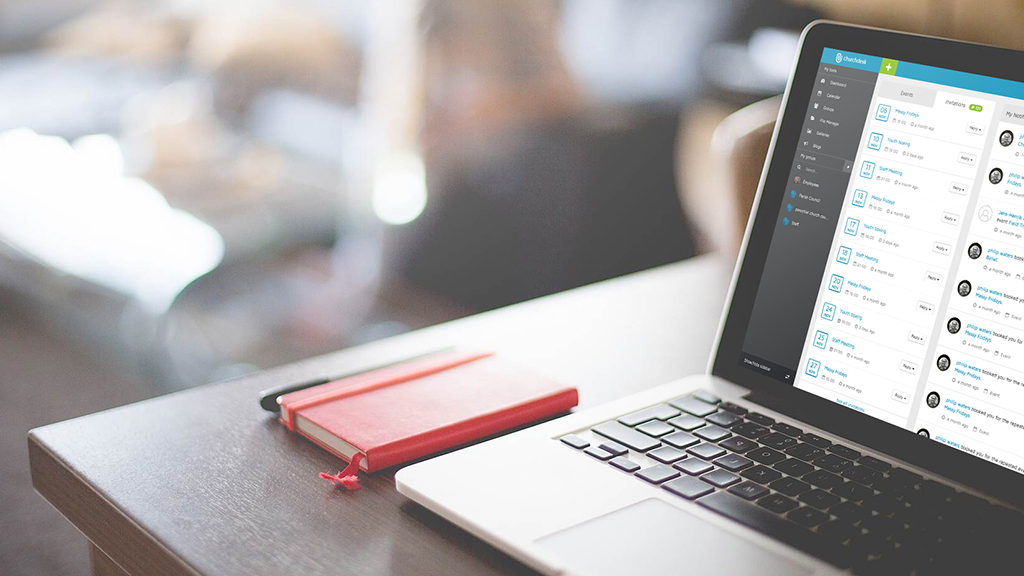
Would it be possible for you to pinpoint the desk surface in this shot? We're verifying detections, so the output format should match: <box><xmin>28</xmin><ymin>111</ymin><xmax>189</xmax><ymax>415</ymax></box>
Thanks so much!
<box><xmin>29</xmin><ymin>255</ymin><xmax>732</xmax><ymax>576</ymax></box>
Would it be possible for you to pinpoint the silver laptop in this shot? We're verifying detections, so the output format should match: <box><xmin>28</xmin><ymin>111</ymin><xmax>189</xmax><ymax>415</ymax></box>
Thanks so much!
<box><xmin>397</xmin><ymin>22</ymin><xmax>1024</xmax><ymax>575</ymax></box>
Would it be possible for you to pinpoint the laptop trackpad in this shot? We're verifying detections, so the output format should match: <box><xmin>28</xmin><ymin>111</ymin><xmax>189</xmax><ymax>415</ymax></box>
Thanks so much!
<box><xmin>535</xmin><ymin>498</ymin><xmax>810</xmax><ymax>576</ymax></box>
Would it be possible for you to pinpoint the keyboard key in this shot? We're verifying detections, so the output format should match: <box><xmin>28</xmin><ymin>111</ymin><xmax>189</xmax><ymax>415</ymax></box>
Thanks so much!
<box><xmin>584</xmin><ymin>446</ymin><xmax>615</xmax><ymax>460</ymax></box>
<box><xmin>814</xmin><ymin>453</ymin><xmax>854</xmax><ymax>473</ymax></box>
<box><xmin>773</xmin><ymin>458</ymin><xmax>814</xmax><ymax>477</ymax></box>
<box><xmin>748</xmin><ymin>447</ymin><xmax>786</xmax><ymax>465</ymax></box>
<box><xmin>705</xmin><ymin>411</ymin><xmax>741</xmax><ymax>428</ymax></box>
<box><xmin>949</xmin><ymin>490</ymin><xmax>985</xmax><ymax>511</ymax></box>
<box><xmin>692</xmin><ymin>390</ymin><xmax>721</xmax><ymax>405</ymax></box>
<box><xmin>648</xmin><ymin>446</ymin><xmax>687</xmax><ymax>464</ymax></box>
<box><xmin>870</xmin><ymin>476</ymin><xmax>910</xmax><ymax>496</ymax></box>
<box><xmin>945</xmin><ymin>495</ymin><xmax>987</xmax><ymax>524</ymax></box>
<box><xmin>829</xmin><ymin>501</ymin><xmax>867</xmax><ymax>523</ymax></box>
<box><xmin>687</xmin><ymin>443</ymin><xmax>726</xmax><ymax>461</ymax></box>
<box><xmin>592</xmin><ymin>421</ymin><xmax>661</xmax><ymax>452</ymax></box>
<box><xmin>759</xmin><ymin>432</ymin><xmax>797</xmax><ymax>450</ymax></box>
<box><xmin>798</xmin><ymin>489</ymin><xmax>840</xmax><ymax>510</ymax></box>
<box><xmin>720</xmin><ymin>436</ymin><xmax>758</xmax><ymax>453</ymax></box>
<box><xmin>663</xmin><ymin>476</ymin><xmax>714</xmax><ymax>500</ymax></box>
<box><xmin>559</xmin><ymin>434</ymin><xmax>588</xmax><ymax>449</ymax></box>
<box><xmin>598</xmin><ymin>441</ymin><xmax>628</xmax><ymax>456</ymax></box>
<box><xmin>841</xmin><ymin>465</ymin><xmax>879</xmax><ymax>486</ymax></box>
<box><xmin>725</xmin><ymin>481</ymin><xmax>766</xmax><ymax>501</ymax></box>
<box><xmin>609</xmin><ymin>456</ymin><xmax>640</xmax><ymax>473</ymax></box>
<box><xmin>700</xmin><ymin>492</ymin><xmax>852</xmax><ymax>568</ymax></box>
<box><xmin>798</xmin><ymin>433</ymin><xmax>832</xmax><ymax>448</ymax></box>
<box><xmin>888</xmin><ymin>468</ymin><xmax>923</xmax><ymax>486</ymax></box>
<box><xmin>694</xmin><ymin>425</ymin><xmax>731</xmax><ymax>442</ymax></box>
<box><xmin>758</xmin><ymin>493</ymin><xmax>799</xmax><ymax>514</ymax></box>
<box><xmin>740</xmin><ymin>465</ymin><xmax>782</xmax><ymax>485</ymax></box>
<box><xmin>828</xmin><ymin>444</ymin><xmax>861</xmax><ymax>460</ymax></box>
<box><xmin>803</xmin><ymin>469</ymin><xmax>842</xmax><ymax>489</ymax></box>
<box><xmin>636</xmin><ymin>420</ymin><xmax>675</xmax><ymax>438</ymax></box>
<box><xmin>900</xmin><ymin>486</ymin><xmax>936</xmax><ymax>511</ymax></box>
<box><xmin>786</xmin><ymin>443</ymin><xmax>825</xmax><ymax>462</ymax></box>
<box><xmin>714</xmin><ymin>453</ymin><xmax>754</xmax><ymax>472</ymax></box>
<box><xmin>861</xmin><ymin>514</ymin><xmax>898</xmax><ymax>536</ymax></box>
<box><xmin>919</xmin><ymin>479</ymin><xmax>954</xmax><ymax>501</ymax></box>
<box><xmin>768</xmin><ymin>476</ymin><xmax>811</xmax><ymax>497</ymax></box>
<box><xmin>666</xmin><ymin>414</ymin><xmax>706</xmax><ymax>431</ymax></box>
<box><xmin>674</xmin><ymin>458</ymin><xmax>713</xmax><ymax>476</ymax></box>
<box><xmin>817</xmin><ymin>520</ymin><xmax>858</xmax><ymax>543</ymax></box>
<box><xmin>732</xmin><ymin>422</ymin><xmax>770</xmax><ymax>439</ymax></box>
<box><xmin>772</xmin><ymin>422</ymin><xmax>804</xmax><ymax>437</ymax></box>
<box><xmin>636</xmin><ymin>464</ymin><xmax>680</xmax><ymax>485</ymax></box>
<box><xmin>831</xmin><ymin>481</ymin><xmax>873</xmax><ymax>502</ymax></box>
<box><xmin>746</xmin><ymin>412</ymin><xmax>776</xmax><ymax>426</ymax></box>
<box><xmin>702</xmin><ymin>469</ymin><xmax>741</xmax><ymax>488</ymax></box>
<box><xmin>858</xmin><ymin>455</ymin><xmax>892</xmax><ymax>472</ymax></box>
<box><xmin>719</xmin><ymin>401</ymin><xmax>748</xmax><ymax>415</ymax></box>
<box><xmin>618</xmin><ymin>404</ymin><xmax>680</xmax><ymax>426</ymax></box>
<box><xmin>787</xmin><ymin>506</ymin><xmax>829</xmax><ymax>528</ymax></box>
<box><xmin>669</xmin><ymin>396</ymin><xmax>717</xmax><ymax>417</ymax></box>
<box><xmin>864</xmin><ymin>494</ymin><xmax>902</xmax><ymax>516</ymax></box>
<box><xmin>856</xmin><ymin>547</ymin><xmax>914</xmax><ymax>574</ymax></box>
<box><xmin>848</xmin><ymin>532</ymin><xmax>896</xmax><ymax>560</ymax></box>
<box><xmin>661</xmin><ymin>431</ymin><xmax>700</xmax><ymax>449</ymax></box>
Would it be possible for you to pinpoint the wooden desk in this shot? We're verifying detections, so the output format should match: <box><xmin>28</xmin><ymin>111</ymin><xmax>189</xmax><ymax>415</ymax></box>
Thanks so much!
<box><xmin>29</xmin><ymin>255</ymin><xmax>732</xmax><ymax>576</ymax></box>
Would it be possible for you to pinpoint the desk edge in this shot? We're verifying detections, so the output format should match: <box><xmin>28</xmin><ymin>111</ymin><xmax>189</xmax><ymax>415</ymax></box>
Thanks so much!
<box><xmin>28</xmin><ymin>431</ymin><xmax>203</xmax><ymax>576</ymax></box>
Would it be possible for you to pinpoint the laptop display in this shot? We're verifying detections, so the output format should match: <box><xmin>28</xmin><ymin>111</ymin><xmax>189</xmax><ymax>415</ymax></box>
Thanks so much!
<box><xmin>737</xmin><ymin>46</ymin><xmax>1024</xmax><ymax>476</ymax></box>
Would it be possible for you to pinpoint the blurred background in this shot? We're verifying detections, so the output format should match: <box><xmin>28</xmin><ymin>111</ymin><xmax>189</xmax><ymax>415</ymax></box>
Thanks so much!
<box><xmin>4</xmin><ymin>1</ymin><xmax>1024</xmax><ymax>574</ymax></box>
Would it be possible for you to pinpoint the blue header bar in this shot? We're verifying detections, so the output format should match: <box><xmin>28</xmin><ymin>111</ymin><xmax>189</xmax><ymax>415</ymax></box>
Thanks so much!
<box><xmin>821</xmin><ymin>47</ymin><xmax>1024</xmax><ymax>101</ymax></box>
<box><xmin>821</xmin><ymin>48</ymin><xmax>882</xmax><ymax>74</ymax></box>
<box><xmin>896</xmin><ymin>61</ymin><xmax>1024</xmax><ymax>101</ymax></box>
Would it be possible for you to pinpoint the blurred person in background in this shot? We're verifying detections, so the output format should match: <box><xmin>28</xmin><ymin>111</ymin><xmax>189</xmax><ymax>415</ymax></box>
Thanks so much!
<box><xmin>382</xmin><ymin>0</ymin><xmax>710</xmax><ymax>312</ymax></box>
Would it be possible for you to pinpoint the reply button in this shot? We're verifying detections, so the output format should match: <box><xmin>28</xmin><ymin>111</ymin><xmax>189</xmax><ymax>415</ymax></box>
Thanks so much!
<box><xmin>892</xmin><ymin>389</ymin><xmax>910</xmax><ymax>404</ymax></box>
<box><xmin>899</xmin><ymin>360</ymin><xmax>918</xmax><ymax>375</ymax></box>
<box><xmin>949</xmin><ymin>182</ymin><xmax>969</xmax><ymax>195</ymax></box>
<box><xmin>958</xmin><ymin>151</ymin><xmax>977</xmax><ymax>166</ymax></box>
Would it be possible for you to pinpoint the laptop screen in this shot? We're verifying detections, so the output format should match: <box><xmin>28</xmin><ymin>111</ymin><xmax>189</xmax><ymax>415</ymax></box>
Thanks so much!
<box><xmin>738</xmin><ymin>46</ymin><xmax>1024</xmax><ymax>475</ymax></box>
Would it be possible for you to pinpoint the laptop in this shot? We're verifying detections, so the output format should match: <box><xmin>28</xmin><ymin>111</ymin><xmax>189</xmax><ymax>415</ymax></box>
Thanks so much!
<box><xmin>396</xmin><ymin>22</ymin><xmax>1024</xmax><ymax>575</ymax></box>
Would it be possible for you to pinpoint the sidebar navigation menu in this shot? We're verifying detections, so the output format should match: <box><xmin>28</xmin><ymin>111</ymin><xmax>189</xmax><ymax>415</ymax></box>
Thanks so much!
<box><xmin>741</xmin><ymin>59</ymin><xmax>879</xmax><ymax>382</ymax></box>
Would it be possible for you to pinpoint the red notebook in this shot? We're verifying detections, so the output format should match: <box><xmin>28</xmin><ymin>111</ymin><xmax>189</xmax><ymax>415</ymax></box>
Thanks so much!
<box><xmin>279</xmin><ymin>350</ymin><xmax>578</xmax><ymax>472</ymax></box>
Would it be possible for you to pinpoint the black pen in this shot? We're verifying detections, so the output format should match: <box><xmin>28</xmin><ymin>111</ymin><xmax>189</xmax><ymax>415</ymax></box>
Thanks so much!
<box><xmin>258</xmin><ymin>347</ymin><xmax>451</xmax><ymax>413</ymax></box>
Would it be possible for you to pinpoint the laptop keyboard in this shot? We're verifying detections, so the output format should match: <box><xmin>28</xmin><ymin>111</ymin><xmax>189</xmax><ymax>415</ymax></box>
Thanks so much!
<box><xmin>560</xmin><ymin>391</ymin><xmax>1023</xmax><ymax>574</ymax></box>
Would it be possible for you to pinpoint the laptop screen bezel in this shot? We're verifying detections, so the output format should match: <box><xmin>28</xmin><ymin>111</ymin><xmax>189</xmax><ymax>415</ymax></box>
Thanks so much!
<box><xmin>712</xmin><ymin>21</ymin><xmax>1024</xmax><ymax>508</ymax></box>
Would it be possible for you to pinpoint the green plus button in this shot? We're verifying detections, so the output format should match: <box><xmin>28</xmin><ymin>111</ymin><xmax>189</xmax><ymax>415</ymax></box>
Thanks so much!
<box><xmin>970</xmin><ymin>104</ymin><xmax>983</xmax><ymax>111</ymax></box>
<box><xmin>880</xmin><ymin>58</ymin><xmax>898</xmax><ymax>75</ymax></box>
